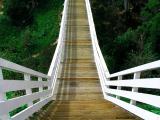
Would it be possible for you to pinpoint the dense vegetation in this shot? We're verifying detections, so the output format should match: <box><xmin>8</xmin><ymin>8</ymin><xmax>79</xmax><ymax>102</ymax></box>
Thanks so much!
<box><xmin>0</xmin><ymin>0</ymin><xmax>63</xmax><ymax>74</ymax></box>
<box><xmin>91</xmin><ymin>0</ymin><xmax>160</xmax><ymax>114</ymax></box>
<box><xmin>0</xmin><ymin>0</ymin><xmax>63</xmax><ymax>116</ymax></box>
<box><xmin>0</xmin><ymin>0</ymin><xmax>160</xmax><ymax>117</ymax></box>
<box><xmin>91</xmin><ymin>0</ymin><xmax>160</xmax><ymax>73</ymax></box>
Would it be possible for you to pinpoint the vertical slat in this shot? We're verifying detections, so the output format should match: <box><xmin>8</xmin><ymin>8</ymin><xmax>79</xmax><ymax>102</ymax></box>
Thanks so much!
<box><xmin>0</xmin><ymin>67</ymin><xmax>10</xmax><ymax>120</ymax></box>
<box><xmin>116</xmin><ymin>75</ymin><xmax>122</xmax><ymax>99</ymax></box>
<box><xmin>38</xmin><ymin>77</ymin><xmax>43</xmax><ymax>100</ymax></box>
<box><xmin>24</xmin><ymin>74</ymin><xmax>33</xmax><ymax>107</ymax></box>
<box><xmin>130</xmin><ymin>72</ymin><xmax>141</xmax><ymax>105</ymax></box>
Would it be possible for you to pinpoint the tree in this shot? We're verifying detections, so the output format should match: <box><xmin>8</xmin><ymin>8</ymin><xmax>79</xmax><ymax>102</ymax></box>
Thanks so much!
<box><xmin>3</xmin><ymin>0</ymin><xmax>36</xmax><ymax>26</ymax></box>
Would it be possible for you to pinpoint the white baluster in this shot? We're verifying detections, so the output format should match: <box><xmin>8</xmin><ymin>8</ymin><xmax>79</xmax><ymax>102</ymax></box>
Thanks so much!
<box><xmin>24</xmin><ymin>74</ymin><xmax>33</xmax><ymax>107</ymax></box>
<box><xmin>0</xmin><ymin>67</ymin><xmax>10</xmax><ymax>120</ymax></box>
<box><xmin>130</xmin><ymin>72</ymin><xmax>141</xmax><ymax>105</ymax></box>
<box><xmin>116</xmin><ymin>75</ymin><xmax>122</xmax><ymax>99</ymax></box>
<box><xmin>38</xmin><ymin>77</ymin><xmax>43</xmax><ymax>100</ymax></box>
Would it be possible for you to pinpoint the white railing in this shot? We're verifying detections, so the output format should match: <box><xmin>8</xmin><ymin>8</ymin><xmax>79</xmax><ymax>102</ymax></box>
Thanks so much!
<box><xmin>106</xmin><ymin>61</ymin><xmax>160</xmax><ymax>120</ymax></box>
<box><xmin>0</xmin><ymin>58</ymin><xmax>51</xmax><ymax>120</ymax></box>
<box><xmin>48</xmin><ymin>0</ymin><xmax>68</xmax><ymax>99</ymax></box>
<box><xmin>1</xmin><ymin>0</ymin><xmax>160</xmax><ymax>119</ymax></box>
<box><xmin>0</xmin><ymin>0</ymin><xmax>68</xmax><ymax>119</ymax></box>
<box><xmin>85</xmin><ymin>0</ymin><xmax>110</xmax><ymax>98</ymax></box>
<box><xmin>85</xmin><ymin>0</ymin><xmax>160</xmax><ymax>120</ymax></box>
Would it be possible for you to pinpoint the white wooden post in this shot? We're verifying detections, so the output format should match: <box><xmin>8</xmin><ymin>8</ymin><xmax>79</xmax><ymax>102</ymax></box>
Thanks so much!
<box><xmin>38</xmin><ymin>77</ymin><xmax>43</xmax><ymax>100</ymax></box>
<box><xmin>24</xmin><ymin>74</ymin><xmax>33</xmax><ymax>107</ymax></box>
<box><xmin>130</xmin><ymin>72</ymin><xmax>141</xmax><ymax>105</ymax></box>
<box><xmin>0</xmin><ymin>67</ymin><xmax>10</xmax><ymax>120</ymax></box>
<box><xmin>116</xmin><ymin>75</ymin><xmax>122</xmax><ymax>99</ymax></box>
<box><xmin>105</xmin><ymin>78</ymin><xmax>110</xmax><ymax>97</ymax></box>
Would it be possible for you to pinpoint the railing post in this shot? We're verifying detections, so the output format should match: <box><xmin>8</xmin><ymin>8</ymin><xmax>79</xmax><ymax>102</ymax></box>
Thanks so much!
<box><xmin>38</xmin><ymin>77</ymin><xmax>44</xmax><ymax>100</ymax></box>
<box><xmin>130</xmin><ymin>72</ymin><xmax>141</xmax><ymax>105</ymax></box>
<box><xmin>116</xmin><ymin>75</ymin><xmax>122</xmax><ymax>99</ymax></box>
<box><xmin>0</xmin><ymin>67</ymin><xmax>10</xmax><ymax>120</ymax></box>
<box><xmin>24</xmin><ymin>74</ymin><xmax>33</xmax><ymax>107</ymax></box>
<box><xmin>105</xmin><ymin>78</ymin><xmax>110</xmax><ymax>97</ymax></box>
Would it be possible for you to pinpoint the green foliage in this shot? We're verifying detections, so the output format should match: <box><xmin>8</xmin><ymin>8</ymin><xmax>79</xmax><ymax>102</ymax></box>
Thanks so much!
<box><xmin>92</xmin><ymin>0</ymin><xmax>160</xmax><ymax>114</ymax></box>
<box><xmin>137</xmin><ymin>103</ymin><xmax>160</xmax><ymax>115</ymax></box>
<box><xmin>0</xmin><ymin>0</ymin><xmax>63</xmax><ymax>116</ymax></box>
<box><xmin>9</xmin><ymin>104</ymin><xmax>28</xmax><ymax>117</ymax></box>
<box><xmin>3</xmin><ymin>0</ymin><xmax>35</xmax><ymax>26</ymax></box>
<box><xmin>0</xmin><ymin>0</ymin><xmax>63</xmax><ymax>73</ymax></box>
<box><xmin>141</xmin><ymin>0</ymin><xmax>160</xmax><ymax>21</ymax></box>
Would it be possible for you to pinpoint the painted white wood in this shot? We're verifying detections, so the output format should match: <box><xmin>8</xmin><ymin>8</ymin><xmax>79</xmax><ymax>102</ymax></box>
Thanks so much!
<box><xmin>109</xmin><ymin>60</ymin><xmax>160</xmax><ymax>78</ymax></box>
<box><xmin>48</xmin><ymin>0</ymin><xmax>68</xmax><ymax>76</ymax></box>
<box><xmin>130</xmin><ymin>72</ymin><xmax>140</xmax><ymax>105</ymax></box>
<box><xmin>0</xmin><ymin>67</ymin><xmax>10</xmax><ymax>120</ymax></box>
<box><xmin>0</xmin><ymin>0</ymin><xmax>68</xmax><ymax>119</ymax></box>
<box><xmin>1</xmin><ymin>0</ymin><xmax>160</xmax><ymax>119</ymax></box>
<box><xmin>0</xmin><ymin>67</ymin><xmax>4</xmax><ymax>101</ymax></box>
<box><xmin>11</xmin><ymin>96</ymin><xmax>52</xmax><ymax>120</ymax></box>
<box><xmin>105</xmin><ymin>88</ymin><xmax>160</xmax><ymax>108</ymax></box>
<box><xmin>50</xmin><ymin>63</ymin><xmax>60</xmax><ymax>100</ymax></box>
<box><xmin>0</xmin><ymin>58</ymin><xmax>49</xmax><ymax>79</ymax></box>
<box><xmin>0</xmin><ymin>59</ymin><xmax>52</xmax><ymax>119</ymax></box>
<box><xmin>38</xmin><ymin>77</ymin><xmax>44</xmax><ymax>101</ymax></box>
<box><xmin>85</xmin><ymin>0</ymin><xmax>110</xmax><ymax>77</ymax></box>
<box><xmin>24</xmin><ymin>74</ymin><xmax>33</xmax><ymax>107</ymax></box>
<box><xmin>105</xmin><ymin>95</ymin><xmax>160</xmax><ymax>120</ymax></box>
<box><xmin>47</xmin><ymin>0</ymin><xmax>68</xmax><ymax>100</ymax></box>
<box><xmin>85</xmin><ymin>0</ymin><xmax>160</xmax><ymax>119</ymax></box>
<box><xmin>0</xmin><ymin>89</ymin><xmax>51</xmax><ymax>115</ymax></box>
<box><xmin>0</xmin><ymin>80</ymin><xmax>49</xmax><ymax>92</ymax></box>
<box><xmin>116</xmin><ymin>76</ymin><xmax>122</xmax><ymax>99</ymax></box>
<box><xmin>96</xmin><ymin>59</ymin><xmax>108</xmax><ymax>98</ymax></box>
<box><xmin>105</xmin><ymin>78</ymin><xmax>160</xmax><ymax>89</ymax></box>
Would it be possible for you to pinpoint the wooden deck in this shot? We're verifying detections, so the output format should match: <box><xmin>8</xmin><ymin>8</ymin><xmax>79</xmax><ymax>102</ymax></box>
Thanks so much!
<box><xmin>30</xmin><ymin>0</ymin><xmax>140</xmax><ymax>119</ymax></box>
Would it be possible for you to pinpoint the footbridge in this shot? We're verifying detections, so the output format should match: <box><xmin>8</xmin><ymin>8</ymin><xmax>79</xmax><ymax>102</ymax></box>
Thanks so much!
<box><xmin>0</xmin><ymin>0</ymin><xmax>160</xmax><ymax>119</ymax></box>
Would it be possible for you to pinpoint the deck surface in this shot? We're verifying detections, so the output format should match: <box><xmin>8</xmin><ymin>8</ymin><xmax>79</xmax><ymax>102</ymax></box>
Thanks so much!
<box><xmin>30</xmin><ymin>0</ymin><xmax>140</xmax><ymax>119</ymax></box>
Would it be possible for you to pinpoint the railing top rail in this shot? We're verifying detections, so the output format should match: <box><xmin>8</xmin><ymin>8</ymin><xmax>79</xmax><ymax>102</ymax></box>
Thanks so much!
<box><xmin>48</xmin><ymin>0</ymin><xmax>68</xmax><ymax>76</ymax></box>
<box><xmin>85</xmin><ymin>0</ymin><xmax>110</xmax><ymax>77</ymax></box>
<box><xmin>0</xmin><ymin>58</ymin><xmax>50</xmax><ymax>79</ymax></box>
<box><xmin>109</xmin><ymin>60</ymin><xmax>160</xmax><ymax>78</ymax></box>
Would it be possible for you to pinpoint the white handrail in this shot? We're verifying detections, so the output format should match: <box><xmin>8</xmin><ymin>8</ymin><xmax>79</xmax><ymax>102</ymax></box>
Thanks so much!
<box><xmin>48</xmin><ymin>0</ymin><xmax>68</xmax><ymax>98</ymax></box>
<box><xmin>85</xmin><ymin>0</ymin><xmax>110</xmax><ymax>77</ymax></box>
<box><xmin>85</xmin><ymin>0</ymin><xmax>110</xmax><ymax>99</ymax></box>
<box><xmin>0</xmin><ymin>0</ymin><xmax>69</xmax><ymax>119</ymax></box>
<box><xmin>0</xmin><ymin>59</ymin><xmax>51</xmax><ymax>120</ymax></box>
<box><xmin>1</xmin><ymin>0</ymin><xmax>160</xmax><ymax>119</ymax></box>
<box><xmin>85</xmin><ymin>0</ymin><xmax>160</xmax><ymax>119</ymax></box>
<box><xmin>0</xmin><ymin>58</ymin><xmax>49</xmax><ymax>78</ymax></box>
<box><xmin>109</xmin><ymin>60</ymin><xmax>160</xmax><ymax>78</ymax></box>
